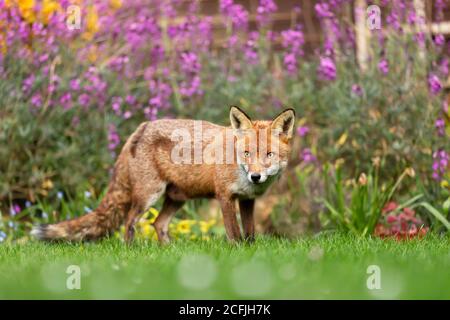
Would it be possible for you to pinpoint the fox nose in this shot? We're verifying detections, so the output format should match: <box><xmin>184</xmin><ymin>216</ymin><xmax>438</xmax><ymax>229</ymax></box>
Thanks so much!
<box><xmin>250</xmin><ymin>173</ymin><xmax>261</xmax><ymax>183</ymax></box>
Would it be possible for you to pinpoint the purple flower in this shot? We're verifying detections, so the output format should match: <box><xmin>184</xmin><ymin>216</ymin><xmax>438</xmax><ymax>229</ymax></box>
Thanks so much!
<box><xmin>317</xmin><ymin>56</ymin><xmax>336</xmax><ymax>81</ymax></box>
<box><xmin>281</xmin><ymin>29</ymin><xmax>305</xmax><ymax>56</ymax></box>
<box><xmin>230</xmin><ymin>4</ymin><xmax>249</xmax><ymax>30</ymax></box>
<box><xmin>244</xmin><ymin>32</ymin><xmax>259</xmax><ymax>65</ymax></box>
<box><xmin>300</xmin><ymin>148</ymin><xmax>317</xmax><ymax>164</ymax></box>
<box><xmin>435</xmin><ymin>118</ymin><xmax>445</xmax><ymax>136</ymax></box>
<box><xmin>180</xmin><ymin>52</ymin><xmax>201</xmax><ymax>74</ymax></box>
<box><xmin>10</xmin><ymin>204</ymin><xmax>21</xmax><ymax>216</ymax></box>
<box><xmin>125</xmin><ymin>95</ymin><xmax>137</xmax><ymax>106</ymax></box>
<box><xmin>123</xmin><ymin>111</ymin><xmax>132</xmax><ymax>119</ymax></box>
<box><xmin>22</xmin><ymin>75</ymin><xmax>35</xmax><ymax>93</ymax></box>
<box><xmin>414</xmin><ymin>32</ymin><xmax>426</xmax><ymax>48</ymax></box>
<box><xmin>434</xmin><ymin>34</ymin><xmax>445</xmax><ymax>46</ymax></box>
<box><xmin>297</xmin><ymin>126</ymin><xmax>310</xmax><ymax>137</ymax></box>
<box><xmin>315</xmin><ymin>2</ymin><xmax>333</xmax><ymax>18</ymax></box>
<box><xmin>284</xmin><ymin>53</ymin><xmax>297</xmax><ymax>74</ymax></box>
<box><xmin>111</xmin><ymin>96</ymin><xmax>122</xmax><ymax>115</ymax></box>
<box><xmin>432</xmin><ymin>149</ymin><xmax>449</xmax><ymax>181</ymax></box>
<box><xmin>386</xmin><ymin>12</ymin><xmax>401</xmax><ymax>31</ymax></box>
<box><xmin>148</xmin><ymin>80</ymin><xmax>173</xmax><ymax>108</ymax></box>
<box><xmin>439</xmin><ymin>58</ymin><xmax>449</xmax><ymax>76</ymax></box>
<box><xmin>70</xmin><ymin>79</ymin><xmax>81</xmax><ymax>91</ymax></box>
<box><xmin>221</xmin><ymin>1</ymin><xmax>249</xmax><ymax>30</ymax></box>
<box><xmin>59</xmin><ymin>92</ymin><xmax>72</xmax><ymax>110</ymax></box>
<box><xmin>144</xmin><ymin>107</ymin><xmax>158</xmax><ymax>121</ymax></box>
<box><xmin>428</xmin><ymin>74</ymin><xmax>442</xmax><ymax>95</ymax></box>
<box><xmin>31</xmin><ymin>93</ymin><xmax>43</xmax><ymax>108</ymax></box>
<box><xmin>180</xmin><ymin>75</ymin><xmax>202</xmax><ymax>97</ymax></box>
<box><xmin>257</xmin><ymin>0</ymin><xmax>278</xmax><ymax>26</ymax></box>
<box><xmin>78</xmin><ymin>93</ymin><xmax>91</xmax><ymax>107</ymax></box>
<box><xmin>108</xmin><ymin>124</ymin><xmax>120</xmax><ymax>157</ymax></box>
<box><xmin>378</xmin><ymin>59</ymin><xmax>389</xmax><ymax>75</ymax></box>
<box><xmin>351</xmin><ymin>84</ymin><xmax>363</xmax><ymax>97</ymax></box>
<box><xmin>220</xmin><ymin>0</ymin><xmax>233</xmax><ymax>13</ymax></box>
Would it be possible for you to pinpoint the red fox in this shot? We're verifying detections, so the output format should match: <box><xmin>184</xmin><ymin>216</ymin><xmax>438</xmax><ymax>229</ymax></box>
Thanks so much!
<box><xmin>31</xmin><ymin>107</ymin><xmax>295</xmax><ymax>243</ymax></box>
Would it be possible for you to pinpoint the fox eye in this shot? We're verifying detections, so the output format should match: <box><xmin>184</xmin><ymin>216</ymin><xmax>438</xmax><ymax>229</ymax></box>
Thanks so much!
<box><xmin>244</xmin><ymin>151</ymin><xmax>250</xmax><ymax>158</ymax></box>
<box><xmin>267</xmin><ymin>152</ymin><xmax>274</xmax><ymax>158</ymax></box>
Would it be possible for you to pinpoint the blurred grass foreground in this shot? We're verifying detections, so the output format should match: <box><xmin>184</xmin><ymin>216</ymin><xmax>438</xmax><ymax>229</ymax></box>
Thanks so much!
<box><xmin>1</xmin><ymin>234</ymin><xmax>450</xmax><ymax>299</ymax></box>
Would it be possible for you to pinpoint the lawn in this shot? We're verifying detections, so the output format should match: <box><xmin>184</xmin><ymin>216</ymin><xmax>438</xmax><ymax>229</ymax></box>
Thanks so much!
<box><xmin>1</xmin><ymin>234</ymin><xmax>449</xmax><ymax>299</ymax></box>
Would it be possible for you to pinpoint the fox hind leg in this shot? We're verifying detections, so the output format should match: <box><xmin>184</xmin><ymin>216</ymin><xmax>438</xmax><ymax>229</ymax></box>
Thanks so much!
<box><xmin>124</xmin><ymin>182</ymin><xmax>166</xmax><ymax>244</ymax></box>
<box><xmin>153</xmin><ymin>197</ymin><xmax>184</xmax><ymax>244</ymax></box>
<box><xmin>124</xmin><ymin>204</ymin><xmax>142</xmax><ymax>243</ymax></box>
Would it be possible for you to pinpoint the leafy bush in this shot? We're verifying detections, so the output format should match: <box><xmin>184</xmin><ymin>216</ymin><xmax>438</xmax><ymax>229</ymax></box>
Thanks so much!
<box><xmin>321</xmin><ymin>162</ymin><xmax>418</xmax><ymax>236</ymax></box>
<box><xmin>0</xmin><ymin>1</ymin><xmax>449</xmax><ymax>238</ymax></box>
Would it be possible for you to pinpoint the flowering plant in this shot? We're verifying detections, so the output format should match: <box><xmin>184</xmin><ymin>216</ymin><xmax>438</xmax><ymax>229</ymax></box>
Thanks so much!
<box><xmin>1</xmin><ymin>0</ymin><xmax>450</xmax><ymax>239</ymax></box>
<box><xmin>374</xmin><ymin>202</ymin><xmax>428</xmax><ymax>240</ymax></box>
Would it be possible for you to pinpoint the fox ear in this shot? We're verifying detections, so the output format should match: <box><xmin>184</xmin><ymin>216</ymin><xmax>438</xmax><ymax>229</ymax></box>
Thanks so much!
<box><xmin>230</xmin><ymin>106</ymin><xmax>253</xmax><ymax>130</ymax></box>
<box><xmin>271</xmin><ymin>108</ymin><xmax>296</xmax><ymax>139</ymax></box>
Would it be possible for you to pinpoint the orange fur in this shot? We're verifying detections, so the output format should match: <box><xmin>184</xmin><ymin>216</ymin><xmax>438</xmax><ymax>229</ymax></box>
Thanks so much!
<box><xmin>31</xmin><ymin>107</ymin><xmax>295</xmax><ymax>243</ymax></box>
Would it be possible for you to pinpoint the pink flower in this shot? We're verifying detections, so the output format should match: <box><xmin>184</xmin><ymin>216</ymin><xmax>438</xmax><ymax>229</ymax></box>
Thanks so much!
<box><xmin>378</xmin><ymin>59</ymin><xmax>389</xmax><ymax>75</ymax></box>
<box><xmin>297</xmin><ymin>126</ymin><xmax>309</xmax><ymax>137</ymax></box>
<box><xmin>317</xmin><ymin>56</ymin><xmax>336</xmax><ymax>81</ymax></box>
<box><xmin>428</xmin><ymin>74</ymin><xmax>442</xmax><ymax>95</ymax></box>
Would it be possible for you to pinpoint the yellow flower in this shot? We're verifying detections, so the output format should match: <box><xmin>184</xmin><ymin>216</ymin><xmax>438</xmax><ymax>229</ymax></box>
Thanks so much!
<box><xmin>109</xmin><ymin>0</ymin><xmax>122</xmax><ymax>10</ymax></box>
<box><xmin>148</xmin><ymin>208</ymin><xmax>159</xmax><ymax>217</ymax></box>
<box><xmin>87</xmin><ymin>45</ymin><xmax>98</xmax><ymax>63</ymax></box>
<box><xmin>18</xmin><ymin>0</ymin><xmax>34</xmax><ymax>10</ymax></box>
<box><xmin>141</xmin><ymin>224</ymin><xmax>152</xmax><ymax>237</ymax></box>
<box><xmin>405</xmin><ymin>167</ymin><xmax>416</xmax><ymax>178</ymax></box>
<box><xmin>0</xmin><ymin>35</ymin><xmax>6</xmax><ymax>55</ymax></box>
<box><xmin>142</xmin><ymin>207</ymin><xmax>158</xmax><ymax>224</ymax></box>
<box><xmin>42</xmin><ymin>179</ymin><xmax>54</xmax><ymax>190</ymax></box>
<box><xmin>199</xmin><ymin>219</ymin><xmax>216</xmax><ymax>233</ymax></box>
<box><xmin>86</xmin><ymin>5</ymin><xmax>100</xmax><ymax>33</ymax></box>
<box><xmin>18</xmin><ymin>0</ymin><xmax>36</xmax><ymax>23</ymax></box>
<box><xmin>336</xmin><ymin>132</ymin><xmax>348</xmax><ymax>147</ymax></box>
<box><xmin>199</xmin><ymin>221</ymin><xmax>209</xmax><ymax>233</ymax></box>
<box><xmin>41</xmin><ymin>0</ymin><xmax>61</xmax><ymax>24</ymax></box>
<box><xmin>441</xmin><ymin>180</ymin><xmax>449</xmax><ymax>189</ymax></box>
<box><xmin>334</xmin><ymin>158</ymin><xmax>345</xmax><ymax>169</ymax></box>
<box><xmin>176</xmin><ymin>220</ymin><xmax>194</xmax><ymax>234</ymax></box>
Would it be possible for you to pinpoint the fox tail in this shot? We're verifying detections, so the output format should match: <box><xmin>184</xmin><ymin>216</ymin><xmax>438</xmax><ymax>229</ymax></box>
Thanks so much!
<box><xmin>31</xmin><ymin>179</ymin><xmax>130</xmax><ymax>242</ymax></box>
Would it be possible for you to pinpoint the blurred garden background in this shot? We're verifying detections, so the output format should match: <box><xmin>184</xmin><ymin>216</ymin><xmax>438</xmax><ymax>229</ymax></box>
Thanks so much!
<box><xmin>1</xmin><ymin>0</ymin><xmax>450</xmax><ymax>244</ymax></box>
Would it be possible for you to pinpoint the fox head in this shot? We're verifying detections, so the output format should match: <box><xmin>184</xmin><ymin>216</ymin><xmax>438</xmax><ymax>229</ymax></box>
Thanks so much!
<box><xmin>230</xmin><ymin>106</ymin><xmax>296</xmax><ymax>184</ymax></box>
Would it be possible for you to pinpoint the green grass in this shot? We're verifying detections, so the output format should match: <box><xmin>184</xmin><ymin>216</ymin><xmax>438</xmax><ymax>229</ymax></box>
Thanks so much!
<box><xmin>1</xmin><ymin>233</ymin><xmax>450</xmax><ymax>299</ymax></box>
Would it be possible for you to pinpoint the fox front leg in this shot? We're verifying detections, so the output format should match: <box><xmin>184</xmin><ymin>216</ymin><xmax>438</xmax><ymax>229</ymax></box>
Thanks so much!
<box><xmin>239</xmin><ymin>199</ymin><xmax>255</xmax><ymax>242</ymax></box>
<box><xmin>218</xmin><ymin>197</ymin><xmax>242</xmax><ymax>242</ymax></box>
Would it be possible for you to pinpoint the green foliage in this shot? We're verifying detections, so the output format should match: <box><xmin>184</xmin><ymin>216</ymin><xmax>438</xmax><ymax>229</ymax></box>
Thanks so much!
<box><xmin>0</xmin><ymin>94</ymin><xmax>111</xmax><ymax>206</ymax></box>
<box><xmin>321</xmin><ymin>164</ymin><xmax>417</xmax><ymax>236</ymax></box>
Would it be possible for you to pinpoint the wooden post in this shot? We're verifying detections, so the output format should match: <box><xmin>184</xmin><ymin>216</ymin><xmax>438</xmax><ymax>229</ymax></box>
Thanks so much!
<box><xmin>355</xmin><ymin>0</ymin><xmax>368</xmax><ymax>71</ymax></box>
<box><xmin>413</xmin><ymin>0</ymin><xmax>426</xmax><ymax>60</ymax></box>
